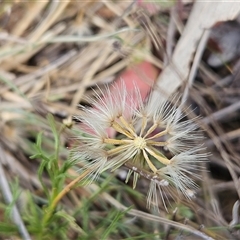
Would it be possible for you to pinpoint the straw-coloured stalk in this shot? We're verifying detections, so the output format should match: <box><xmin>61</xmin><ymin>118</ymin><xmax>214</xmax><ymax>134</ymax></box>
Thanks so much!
<box><xmin>73</xmin><ymin>81</ymin><xmax>207</xmax><ymax>209</ymax></box>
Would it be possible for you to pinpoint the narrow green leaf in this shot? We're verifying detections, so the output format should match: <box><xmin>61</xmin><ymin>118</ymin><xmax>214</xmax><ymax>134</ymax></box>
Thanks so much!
<box><xmin>0</xmin><ymin>222</ymin><xmax>18</xmax><ymax>234</ymax></box>
<box><xmin>101</xmin><ymin>207</ymin><xmax>131</xmax><ymax>240</ymax></box>
<box><xmin>37</xmin><ymin>161</ymin><xmax>50</xmax><ymax>198</ymax></box>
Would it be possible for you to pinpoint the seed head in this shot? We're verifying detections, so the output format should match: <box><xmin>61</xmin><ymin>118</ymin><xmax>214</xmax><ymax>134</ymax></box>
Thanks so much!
<box><xmin>73</xmin><ymin>81</ymin><xmax>208</xmax><ymax>209</ymax></box>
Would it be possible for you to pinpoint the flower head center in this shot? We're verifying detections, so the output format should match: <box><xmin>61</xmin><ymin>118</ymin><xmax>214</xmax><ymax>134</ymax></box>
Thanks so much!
<box><xmin>133</xmin><ymin>137</ymin><xmax>146</xmax><ymax>150</ymax></box>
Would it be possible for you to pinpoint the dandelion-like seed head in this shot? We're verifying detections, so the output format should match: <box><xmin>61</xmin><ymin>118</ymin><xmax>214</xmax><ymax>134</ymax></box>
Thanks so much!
<box><xmin>74</xmin><ymin>81</ymin><xmax>208</xmax><ymax>210</ymax></box>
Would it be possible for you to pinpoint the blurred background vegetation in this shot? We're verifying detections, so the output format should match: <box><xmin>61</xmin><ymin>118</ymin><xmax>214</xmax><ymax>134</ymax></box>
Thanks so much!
<box><xmin>0</xmin><ymin>1</ymin><xmax>240</xmax><ymax>239</ymax></box>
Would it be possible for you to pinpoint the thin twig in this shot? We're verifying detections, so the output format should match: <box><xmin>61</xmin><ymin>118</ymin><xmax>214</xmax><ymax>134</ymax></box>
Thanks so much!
<box><xmin>201</xmin><ymin>101</ymin><xmax>240</xmax><ymax>125</ymax></box>
<box><xmin>165</xmin><ymin>6</ymin><xmax>177</xmax><ymax>65</ymax></box>
<box><xmin>180</xmin><ymin>29</ymin><xmax>210</xmax><ymax>106</ymax></box>
<box><xmin>205</xmin><ymin>128</ymin><xmax>240</xmax><ymax>147</ymax></box>
<box><xmin>44</xmin><ymin>27</ymin><xmax>138</xmax><ymax>43</ymax></box>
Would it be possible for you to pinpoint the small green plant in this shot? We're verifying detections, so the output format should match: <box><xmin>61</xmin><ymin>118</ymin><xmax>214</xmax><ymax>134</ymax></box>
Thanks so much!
<box><xmin>24</xmin><ymin>114</ymin><xmax>136</xmax><ymax>239</ymax></box>
<box><xmin>26</xmin><ymin>114</ymin><xmax>80</xmax><ymax>239</ymax></box>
